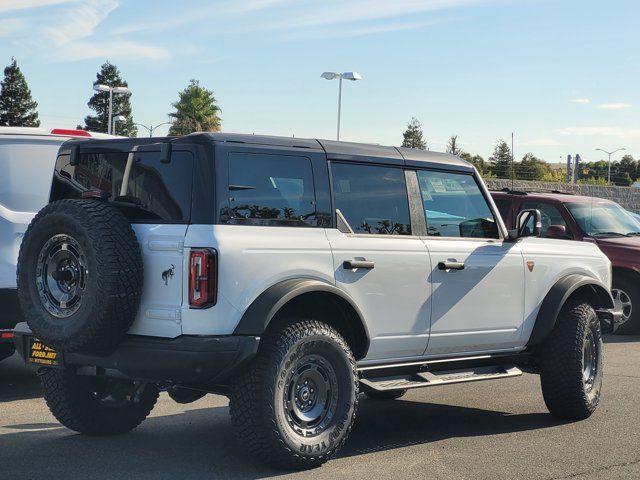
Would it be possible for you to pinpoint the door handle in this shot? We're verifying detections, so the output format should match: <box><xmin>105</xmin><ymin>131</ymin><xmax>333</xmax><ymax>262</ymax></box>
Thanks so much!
<box><xmin>343</xmin><ymin>259</ymin><xmax>375</xmax><ymax>270</ymax></box>
<box><xmin>438</xmin><ymin>261</ymin><xmax>465</xmax><ymax>271</ymax></box>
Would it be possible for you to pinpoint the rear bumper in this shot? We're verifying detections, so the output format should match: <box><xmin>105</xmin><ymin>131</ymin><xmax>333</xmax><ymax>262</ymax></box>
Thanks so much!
<box><xmin>12</xmin><ymin>323</ymin><xmax>259</xmax><ymax>384</ymax></box>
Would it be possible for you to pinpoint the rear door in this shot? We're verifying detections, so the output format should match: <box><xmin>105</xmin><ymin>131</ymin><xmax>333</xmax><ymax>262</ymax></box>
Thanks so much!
<box><xmin>54</xmin><ymin>145</ymin><xmax>195</xmax><ymax>337</ymax></box>
<box><xmin>417</xmin><ymin>170</ymin><xmax>526</xmax><ymax>356</ymax></box>
<box><xmin>326</xmin><ymin>162</ymin><xmax>432</xmax><ymax>361</ymax></box>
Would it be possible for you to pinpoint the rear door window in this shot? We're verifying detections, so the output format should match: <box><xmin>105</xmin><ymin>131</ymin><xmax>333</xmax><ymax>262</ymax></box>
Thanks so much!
<box><xmin>225</xmin><ymin>153</ymin><xmax>317</xmax><ymax>226</ymax></box>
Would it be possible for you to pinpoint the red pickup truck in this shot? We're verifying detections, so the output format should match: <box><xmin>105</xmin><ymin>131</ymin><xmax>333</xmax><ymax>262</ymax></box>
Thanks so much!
<box><xmin>492</xmin><ymin>189</ymin><xmax>640</xmax><ymax>334</ymax></box>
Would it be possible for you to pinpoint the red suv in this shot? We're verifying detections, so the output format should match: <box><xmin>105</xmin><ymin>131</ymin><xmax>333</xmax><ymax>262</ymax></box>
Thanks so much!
<box><xmin>492</xmin><ymin>189</ymin><xmax>640</xmax><ymax>334</ymax></box>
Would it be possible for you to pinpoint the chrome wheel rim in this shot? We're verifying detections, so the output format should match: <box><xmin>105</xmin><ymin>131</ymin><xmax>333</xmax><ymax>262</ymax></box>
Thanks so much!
<box><xmin>583</xmin><ymin>330</ymin><xmax>598</xmax><ymax>392</ymax></box>
<box><xmin>36</xmin><ymin>234</ymin><xmax>87</xmax><ymax>318</ymax></box>
<box><xmin>284</xmin><ymin>355</ymin><xmax>338</xmax><ymax>438</ymax></box>
<box><xmin>612</xmin><ymin>288</ymin><xmax>632</xmax><ymax>325</ymax></box>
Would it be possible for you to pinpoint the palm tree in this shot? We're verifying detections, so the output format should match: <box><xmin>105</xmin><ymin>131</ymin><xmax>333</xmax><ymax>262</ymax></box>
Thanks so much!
<box><xmin>168</xmin><ymin>79</ymin><xmax>221</xmax><ymax>135</ymax></box>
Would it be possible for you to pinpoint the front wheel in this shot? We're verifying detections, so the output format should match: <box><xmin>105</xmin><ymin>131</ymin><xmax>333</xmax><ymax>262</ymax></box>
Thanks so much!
<box><xmin>229</xmin><ymin>320</ymin><xmax>358</xmax><ymax>470</ymax></box>
<box><xmin>539</xmin><ymin>301</ymin><xmax>603</xmax><ymax>420</ymax></box>
<box><xmin>41</xmin><ymin>369</ymin><xmax>159</xmax><ymax>435</ymax></box>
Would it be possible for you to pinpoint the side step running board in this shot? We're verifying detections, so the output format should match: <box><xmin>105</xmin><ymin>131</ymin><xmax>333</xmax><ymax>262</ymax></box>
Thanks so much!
<box><xmin>360</xmin><ymin>364</ymin><xmax>522</xmax><ymax>392</ymax></box>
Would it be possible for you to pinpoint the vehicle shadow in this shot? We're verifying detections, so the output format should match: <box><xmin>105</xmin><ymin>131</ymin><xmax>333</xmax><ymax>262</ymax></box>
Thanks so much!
<box><xmin>0</xmin><ymin>396</ymin><xmax>566</xmax><ymax>479</ymax></box>
<box><xmin>603</xmin><ymin>334</ymin><xmax>640</xmax><ymax>344</ymax></box>
<box><xmin>0</xmin><ymin>353</ymin><xmax>40</xmax><ymax>402</ymax></box>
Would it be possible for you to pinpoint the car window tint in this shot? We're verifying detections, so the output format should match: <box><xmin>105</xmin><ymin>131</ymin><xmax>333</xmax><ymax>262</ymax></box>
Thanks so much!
<box><xmin>521</xmin><ymin>201</ymin><xmax>568</xmax><ymax>238</ymax></box>
<box><xmin>53</xmin><ymin>150</ymin><xmax>193</xmax><ymax>222</ymax></box>
<box><xmin>331</xmin><ymin>163</ymin><xmax>411</xmax><ymax>235</ymax></box>
<box><xmin>417</xmin><ymin>171</ymin><xmax>498</xmax><ymax>238</ymax></box>
<box><xmin>226</xmin><ymin>153</ymin><xmax>316</xmax><ymax>226</ymax></box>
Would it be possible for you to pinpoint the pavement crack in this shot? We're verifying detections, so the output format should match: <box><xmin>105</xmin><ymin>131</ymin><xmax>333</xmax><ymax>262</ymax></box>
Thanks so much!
<box><xmin>545</xmin><ymin>458</ymin><xmax>640</xmax><ymax>480</ymax></box>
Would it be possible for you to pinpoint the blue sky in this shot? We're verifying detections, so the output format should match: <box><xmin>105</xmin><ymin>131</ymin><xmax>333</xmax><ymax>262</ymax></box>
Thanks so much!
<box><xmin>0</xmin><ymin>0</ymin><xmax>638</xmax><ymax>163</ymax></box>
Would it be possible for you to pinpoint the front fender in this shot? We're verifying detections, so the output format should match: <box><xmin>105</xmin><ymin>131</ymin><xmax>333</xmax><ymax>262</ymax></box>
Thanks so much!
<box><xmin>527</xmin><ymin>274</ymin><xmax>614</xmax><ymax>346</ymax></box>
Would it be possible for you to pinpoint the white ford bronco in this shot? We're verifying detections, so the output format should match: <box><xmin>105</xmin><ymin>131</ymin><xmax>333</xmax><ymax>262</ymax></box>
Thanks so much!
<box><xmin>13</xmin><ymin>133</ymin><xmax>619</xmax><ymax>469</ymax></box>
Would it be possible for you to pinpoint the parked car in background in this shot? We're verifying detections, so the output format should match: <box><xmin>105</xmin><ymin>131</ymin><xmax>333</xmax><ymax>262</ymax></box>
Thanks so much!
<box><xmin>492</xmin><ymin>189</ymin><xmax>640</xmax><ymax>334</ymax></box>
<box><xmin>0</xmin><ymin>127</ymin><xmax>114</xmax><ymax>361</ymax></box>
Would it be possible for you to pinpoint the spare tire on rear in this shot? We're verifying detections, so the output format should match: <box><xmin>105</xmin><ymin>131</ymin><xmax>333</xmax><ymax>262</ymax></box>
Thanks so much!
<box><xmin>17</xmin><ymin>199</ymin><xmax>143</xmax><ymax>352</ymax></box>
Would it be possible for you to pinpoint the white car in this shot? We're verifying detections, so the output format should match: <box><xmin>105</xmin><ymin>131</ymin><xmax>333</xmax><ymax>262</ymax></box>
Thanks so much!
<box><xmin>12</xmin><ymin>133</ymin><xmax>618</xmax><ymax>468</ymax></box>
<box><xmin>0</xmin><ymin>127</ymin><xmax>114</xmax><ymax>360</ymax></box>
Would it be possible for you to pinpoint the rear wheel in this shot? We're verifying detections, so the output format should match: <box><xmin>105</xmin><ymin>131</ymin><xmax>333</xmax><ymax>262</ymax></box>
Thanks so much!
<box><xmin>40</xmin><ymin>368</ymin><xmax>159</xmax><ymax>435</ymax></box>
<box><xmin>612</xmin><ymin>275</ymin><xmax>640</xmax><ymax>334</ymax></box>
<box><xmin>539</xmin><ymin>301</ymin><xmax>603</xmax><ymax>420</ymax></box>
<box><xmin>229</xmin><ymin>320</ymin><xmax>358</xmax><ymax>470</ymax></box>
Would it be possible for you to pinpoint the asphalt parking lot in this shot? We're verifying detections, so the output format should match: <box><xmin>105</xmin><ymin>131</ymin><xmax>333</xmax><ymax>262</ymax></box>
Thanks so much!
<box><xmin>1</xmin><ymin>336</ymin><xmax>639</xmax><ymax>480</ymax></box>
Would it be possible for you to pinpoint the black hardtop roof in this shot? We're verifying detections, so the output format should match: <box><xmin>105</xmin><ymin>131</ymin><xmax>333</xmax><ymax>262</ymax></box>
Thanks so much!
<box><xmin>61</xmin><ymin>132</ymin><xmax>474</xmax><ymax>171</ymax></box>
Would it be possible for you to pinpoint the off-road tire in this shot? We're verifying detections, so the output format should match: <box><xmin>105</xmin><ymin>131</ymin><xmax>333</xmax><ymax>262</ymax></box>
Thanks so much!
<box><xmin>539</xmin><ymin>301</ymin><xmax>603</xmax><ymax>420</ymax></box>
<box><xmin>17</xmin><ymin>199</ymin><xmax>143</xmax><ymax>352</ymax></box>
<box><xmin>612</xmin><ymin>275</ymin><xmax>640</xmax><ymax>335</ymax></box>
<box><xmin>229</xmin><ymin>320</ymin><xmax>358</xmax><ymax>470</ymax></box>
<box><xmin>40</xmin><ymin>368</ymin><xmax>158</xmax><ymax>435</ymax></box>
<box><xmin>364</xmin><ymin>388</ymin><xmax>407</xmax><ymax>400</ymax></box>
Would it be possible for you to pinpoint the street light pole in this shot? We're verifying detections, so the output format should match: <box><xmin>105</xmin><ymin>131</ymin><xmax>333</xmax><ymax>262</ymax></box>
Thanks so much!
<box><xmin>133</xmin><ymin>122</ymin><xmax>173</xmax><ymax>137</ymax></box>
<box><xmin>337</xmin><ymin>75</ymin><xmax>343</xmax><ymax>141</ymax></box>
<box><xmin>93</xmin><ymin>84</ymin><xmax>131</xmax><ymax>135</ymax></box>
<box><xmin>108</xmin><ymin>89</ymin><xmax>113</xmax><ymax>135</ymax></box>
<box><xmin>321</xmin><ymin>71</ymin><xmax>362</xmax><ymax>141</ymax></box>
<box><xmin>595</xmin><ymin>147</ymin><xmax>626</xmax><ymax>184</ymax></box>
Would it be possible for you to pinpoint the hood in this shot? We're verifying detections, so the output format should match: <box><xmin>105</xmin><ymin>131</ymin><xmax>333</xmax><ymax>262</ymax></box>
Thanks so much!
<box><xmin>594</xmin><ymin>236</ymin><xmax>640</xmax><ymax>249</ymax></box>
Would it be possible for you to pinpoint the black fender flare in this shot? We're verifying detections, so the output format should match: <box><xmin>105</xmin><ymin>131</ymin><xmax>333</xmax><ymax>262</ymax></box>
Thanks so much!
<box><xmin>233</xmin><ymin>278</ymin><xmax>370</xmax><ymax>353</ymax></box>
<box><xmin>527</xmin><ymin>274</ymin><xmax>614</xmax><ymax>346</ymax></box>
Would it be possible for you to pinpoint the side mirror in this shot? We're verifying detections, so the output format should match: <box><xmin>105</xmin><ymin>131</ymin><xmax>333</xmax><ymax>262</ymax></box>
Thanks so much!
<box><xmin>510</xmin><ymin>209</ymin><xmax>542</xmax><ymax>239</ymax></box>
<box><xmin>546</xmin><ymin>224</ymin><xmax>570</xmax><ymax>239</ymax></box>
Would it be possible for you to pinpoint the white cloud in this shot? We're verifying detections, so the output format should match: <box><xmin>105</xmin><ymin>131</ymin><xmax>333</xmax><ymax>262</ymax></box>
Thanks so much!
<box><xmin>114</xmin><ymin>0</ymin><xmax>496</xmax><ymax>38</ymax></box>
<box><xmin>0</xmin><ymin>18</ymin><xmax>25</xmax><ymax>37</ymax></box>
<box><xmin>30</xmin><ymin>0</ymin><xmax>171</xmax><ymax>62</ymax></box>
<box><xmin>571</xmin><ymin>98</ymin><xmax>590</xmax><ymax>104</ymax></box>
<box><xmin>268</xmin><ymin>0</ymin><xmax>494</xmax><ymax>30</ymax></box>
<box><xmin>42</xmin><ymin>0</ymin><xmax>119</xmax><ymax>45</ymax></box>
<box><xmin>0</xmin><ymin>0</ymin><xmax>74</xmax><ymax>13</ymax></box>
<box><xmin>598</xmin><ymin>103</ymin><xmax>632</xmax><ymax>110</ymax></box>
<box><xmin>556</xmin><ymin>127</ymin><xmax>640</xmax><ymax>140</ymax></box>
<box><xmin>51</xmin><ymin>40</ymin><xmax>171</xmax><ymax>62</ymax></box>
<box><xmin>284</xmin><ymin>20</ymin><xmax>440</xmax><ymax>40</ymax></box>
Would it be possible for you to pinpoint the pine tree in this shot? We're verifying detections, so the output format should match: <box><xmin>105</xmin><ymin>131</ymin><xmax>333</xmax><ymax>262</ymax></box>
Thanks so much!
<box><xmin>83</xmin><ymin>61</ymin><xmax>137</xmax><ymax>137</ymax></box>
<box><xmin>0</xmin><ymin>58</ymin><xmax>40</xmax><ymax>127</ymax></box>
<box><xmin>168</xmin><ymin>79</ymin><xmax>222</xmax><ymax>136</ymax></box>
<box><xmin>446</xmin><ymin>135</ymin><xmax>463</xmax><ymax>156</ymax></box>
<box><xmin>401</xmin><ymin>117</ymin><xmax>426</xmax><ymax>150</ymax></box>
<box><xmin>489</xmin><ymin>140</ymin><xmax>513</xmax><ymax>179</ymax></box>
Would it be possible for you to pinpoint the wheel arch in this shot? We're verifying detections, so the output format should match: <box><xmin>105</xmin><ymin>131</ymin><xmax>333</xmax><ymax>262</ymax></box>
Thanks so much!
<box><xmin>233</xmin><ymin>278</ymin><xmax>370</xmax><ymax>359</ymax></box>
<box><xmin>528</xmin><ymin>274</ymin><xmax>613</xmax><ymax>346</ymax></box>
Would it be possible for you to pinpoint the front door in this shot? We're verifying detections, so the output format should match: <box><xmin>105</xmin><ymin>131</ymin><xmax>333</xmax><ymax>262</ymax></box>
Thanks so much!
<box><xmin>327</xmin><ymin>162</ymin><xmax>432</xmax><ymax>361</ymax></box>
<box><xmin>415</xmin><ymin>169</ymin><xmax>526</xmax><ymax>356</ymax></box>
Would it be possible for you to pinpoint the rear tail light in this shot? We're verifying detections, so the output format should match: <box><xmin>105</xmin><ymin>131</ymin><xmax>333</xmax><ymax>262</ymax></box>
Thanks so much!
<box><xmin>189</xmin><ymin>249</ymin><xmax>217</xmax><ymax>308</ymax></box>
<box><xmin>1</xmin><ymin>332</ymin><xmax>14</xmax><ymax>340</ymax></box>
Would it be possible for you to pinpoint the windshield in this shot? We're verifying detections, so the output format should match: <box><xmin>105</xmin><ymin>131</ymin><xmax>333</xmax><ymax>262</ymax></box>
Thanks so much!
<box><xmin>566</xmin><ymin>202</ymin><xmax>640</xmax><ymax>237</ymax></box>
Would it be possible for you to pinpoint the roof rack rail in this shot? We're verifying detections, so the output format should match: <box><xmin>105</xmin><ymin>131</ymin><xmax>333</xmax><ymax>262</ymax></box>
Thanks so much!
<box><xmin>494</xmin><ymin>187</ymin><xmax>574</xmax><ymax>196</ymax></box>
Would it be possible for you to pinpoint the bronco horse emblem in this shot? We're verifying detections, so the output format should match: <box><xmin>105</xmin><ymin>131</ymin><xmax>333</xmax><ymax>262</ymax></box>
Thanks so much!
<box><xmin>162</xmin><ymin>264</ymin><xmax>175</xmax><ymax>285</ymax></box>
